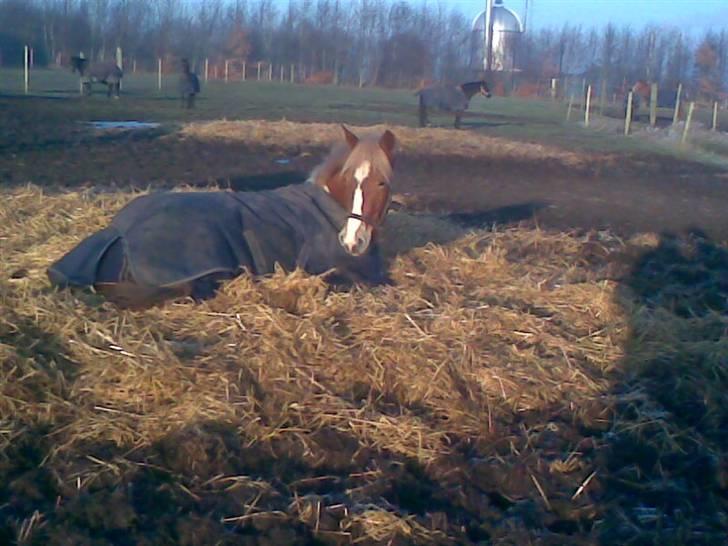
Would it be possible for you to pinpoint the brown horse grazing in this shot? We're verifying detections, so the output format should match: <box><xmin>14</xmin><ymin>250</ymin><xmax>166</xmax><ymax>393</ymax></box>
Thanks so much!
<box><xmin>47</xmin><ymin>126</ymin><xmax>397</xmax><ymax>309</ymax></box>
<box><xmin>416</xmin><ymin>80</ymin><xmax>492</xmax><ymax>129</ymax></box>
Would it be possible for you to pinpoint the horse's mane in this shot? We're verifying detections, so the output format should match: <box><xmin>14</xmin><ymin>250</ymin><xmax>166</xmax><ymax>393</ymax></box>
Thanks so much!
<box><xmin>309</xmin><ymin>135</ymin><xmax>393</xmax><ymax>188</ymax></box>
<box><xmin>460</xmin><ymin>80</ymin><xmax>485</xmax><ymax>91</ymax></box>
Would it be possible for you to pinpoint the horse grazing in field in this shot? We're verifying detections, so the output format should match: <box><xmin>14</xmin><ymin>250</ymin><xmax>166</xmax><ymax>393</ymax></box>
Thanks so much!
<box><xmin>71</xmin><ymin>56</ymin><xmax>123</xmax><ymax>98</ymax></box>
<box><xmin>416</xmin><ymin>80</ymin><xmax>492</xmax><ymax>129</ymax></box>
<box><xmin>47</xmin><ymin>126</ymin><xmax>397</xmax><ymax>309</ymax></box>
<box><xmin>178</xmin><ymin>58</ymin><xmax>200</xmax><ymax>109</ymax></box>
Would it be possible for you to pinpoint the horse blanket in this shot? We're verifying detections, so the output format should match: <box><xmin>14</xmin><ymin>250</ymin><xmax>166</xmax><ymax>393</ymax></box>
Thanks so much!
<box><xmin>178</xmin><ymin>71</ymin><xmax>200</xmax><ymax>98</ymax></box>
<box><xmin>47</xmin><ymin>183</ymin><xmax>388</xmax><ymax>305</ymax></box>
<box><xmin>417</xmin><ymin>85</ymin><xmax>470</xmax><ymax>112</ymax></box>
<box><xmin>85</xmin><ymin>61</ymin><xmax>123</xmax><ymax>85</ymax></box>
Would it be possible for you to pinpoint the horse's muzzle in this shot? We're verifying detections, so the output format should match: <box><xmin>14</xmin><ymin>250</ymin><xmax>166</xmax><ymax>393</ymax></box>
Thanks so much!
<box><xmin>339</xmin><ymin>218</ymin><xmax>372</xmax><ymax>256</ymax></box>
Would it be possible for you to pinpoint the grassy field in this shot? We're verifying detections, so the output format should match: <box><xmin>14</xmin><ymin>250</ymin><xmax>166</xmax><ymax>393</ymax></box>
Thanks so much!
<box><xmin>2</xmin><ymin>67</ymin><xmax>727</xmax><ymax>162</ymax></box>
<box><xmin>1</xmin><ymin>68</ymin><xmax>727</xmax><ymax>544</ymax></box>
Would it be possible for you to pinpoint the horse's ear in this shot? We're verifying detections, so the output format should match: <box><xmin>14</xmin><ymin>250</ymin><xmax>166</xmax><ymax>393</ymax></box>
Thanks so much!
<box><xmin>341</xmin><ymin>125</ymin><xmax>359</xmax><ymax>149</ymax></box>
<box><xmin>378</xmin><ymin>130</ymin><xmax>396</xmax><ymax>162</ymax></box>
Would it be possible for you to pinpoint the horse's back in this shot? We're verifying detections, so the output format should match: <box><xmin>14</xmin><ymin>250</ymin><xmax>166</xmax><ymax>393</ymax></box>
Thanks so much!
<box><xmin>419</xmin><ymin>84</ymin><xmax>467</xmax><ymax>112</ymax></box>
<box><xmin>88</xmin><ymin>61</ymin><xmax>122</xmax><ymax>82</ymax></box>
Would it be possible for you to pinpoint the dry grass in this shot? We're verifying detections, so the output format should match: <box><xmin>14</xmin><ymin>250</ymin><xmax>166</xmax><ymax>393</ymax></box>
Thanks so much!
<box><xmin>1</xmin><ymin>184</ymin><xmax>726</xmax><ymax>545</ymax></box>
<box><xmin>180</xmin><ymin>119</ymin><xmax>616</xmax><ymax>169</ymax></box>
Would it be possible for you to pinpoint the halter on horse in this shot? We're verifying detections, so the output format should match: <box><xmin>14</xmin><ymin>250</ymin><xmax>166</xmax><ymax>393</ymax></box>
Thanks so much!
<box><xmin>416</xmin><ymin>80</ymin><xmax>492</xmax><ymax>129</ymax></box>
<box><xmin>47</xmin><ymin>126</ymin><xmax>397</xmax><ymax>308</ymax></box>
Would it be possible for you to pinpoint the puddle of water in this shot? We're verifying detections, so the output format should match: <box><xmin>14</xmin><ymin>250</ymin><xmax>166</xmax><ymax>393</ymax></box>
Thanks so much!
<box><xmin>85</xmin><ymin>121</ymin><xmax>160</xmax><ymax>130</ymax></box>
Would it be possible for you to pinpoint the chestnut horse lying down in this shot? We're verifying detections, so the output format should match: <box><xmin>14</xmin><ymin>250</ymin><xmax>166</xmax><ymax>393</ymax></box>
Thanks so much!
<box><xmin>47</xmin><ymin>126</ymin><xmax>396</xmax><ymax>309</ymax></box>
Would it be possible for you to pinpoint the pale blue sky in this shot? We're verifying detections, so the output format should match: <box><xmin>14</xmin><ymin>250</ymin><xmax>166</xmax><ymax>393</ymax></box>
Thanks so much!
<box><xmin>445</xmin><ymin>0</ymin><xmax>728</xmax><ymax>33</ymax></box>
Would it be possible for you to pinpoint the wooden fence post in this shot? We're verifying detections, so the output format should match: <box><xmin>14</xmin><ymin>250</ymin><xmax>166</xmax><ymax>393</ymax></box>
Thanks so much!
<box><xmin>624</xmin><ymin>91</ymin><xmax>634</xmax><ymax>135</ymax></box>
<box><xmin>712</xmin><ymin>101</ymin><xmax>719</xmax><ymax>132</ymax></box>
<box><xmin>224</xmin><ymin>60</ymin><xmax>229</xmax><ymax>82</ymax></box>
<box><xmin>23</xmin><ymin>45</ymin><xmax>29</xmax><ymax>94</ymax></box>
<box><xmin>566</xmin><ymin>94</ymin><xmax>574</xmax><ymax>121</ymax></box>
<box><xmin>157</xmin><ymin>58</ymin><xmax>162</xmax><ymax>91</ymax></box>
<box><xmin>280</xmin><ymin>65</ymin><xmax>284</xmax><ymax>82</ymax></box>
<box><xmin>681</xmin><ymin>101</ymin><xmax>695</xmax><ymax>144</ymax></box>
<box><xmin>116</xmin><ymin>47</ymin><xmax>123</xmax><ymax>90</ymax></box>
<box><xmin>290</xmin><ymin>64</ymin><xmax>294</xmax><ymax>83</ymax></box>
<box><xmin>649</xmin><ymin>82</ymin><xmax>657</xmax><ymax>127</ymax></box>
<box><xmin>204</xmin><ymin>58</ymin><xmax>209</xmax><ymax>82</ymax></box>
<box><xmin>268</xmin><ymin>63</ymin><xmax>273</xmax><ymax>81</ymax></box>
<box><xmin>584</xmin><ymin>85</ymin><xmax>592</xmax><ymax>127</ymax></box>
<box><xmin>672</xmin><ymin>83</ymin><xmax>682</xmax><ymax>126</ymax></box>
<box><xmin>242</xmin><ymin>61</ymin><xmax>246</xmax><ymax>81</ymax></box>
<box><xmin>257</xmin><ymin>61</ymin><xmax>261</xmax><ymax>80</ymax></box>
<box><xmin>132</xmin><ymin>58</ymin><xmax>137</xmax><ymax>73</ymax></box>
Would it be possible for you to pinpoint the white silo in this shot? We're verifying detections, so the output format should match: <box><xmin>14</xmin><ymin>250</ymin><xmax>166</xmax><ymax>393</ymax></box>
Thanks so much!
<box><xmin>471</xmin><ymin>0</ymin><xmax>525</xmax><ymax>72</ymax></box>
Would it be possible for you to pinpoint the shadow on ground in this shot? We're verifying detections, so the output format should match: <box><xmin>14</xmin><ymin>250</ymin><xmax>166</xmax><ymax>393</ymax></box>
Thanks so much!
<box><xmin>1</xmin><ymin>226</ymin><xmax>726</xmax><ymax>544</ymax></box>
<box><xmin>597</xmin><ymin>229</ymin><xmax>728</xmax><ymax>543</ymax></box>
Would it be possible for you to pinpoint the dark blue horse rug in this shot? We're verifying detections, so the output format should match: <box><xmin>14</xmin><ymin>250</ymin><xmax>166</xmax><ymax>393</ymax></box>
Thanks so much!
<box><xmin>47</xmin><ymin>184</ymin><xmax>388</xmax><ymax>308</ymax></box>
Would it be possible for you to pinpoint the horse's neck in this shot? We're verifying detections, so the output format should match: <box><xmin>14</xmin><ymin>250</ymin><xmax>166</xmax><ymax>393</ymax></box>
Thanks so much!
<box><xmin>310</xmin><ymin>145</ymin><xmax>348</xmax><ymax>192</ymax></box>
<box><xmin>460</xmin><ymin>82</ymin><xmax>480</xmax><ymax>99</ymax></box>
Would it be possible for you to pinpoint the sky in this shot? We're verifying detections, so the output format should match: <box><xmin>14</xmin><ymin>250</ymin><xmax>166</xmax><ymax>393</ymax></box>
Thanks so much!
<box><xmin>448</xmin><ymin>0</ymin><xmax>728</xmax><ymax>34</ymax></box>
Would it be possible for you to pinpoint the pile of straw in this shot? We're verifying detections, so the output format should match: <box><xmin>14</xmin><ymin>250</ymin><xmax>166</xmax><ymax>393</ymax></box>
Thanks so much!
<box><xmin>1</xmin><ymin>185</ymin><xmax>726</xmax><ymax>544</ymax></box>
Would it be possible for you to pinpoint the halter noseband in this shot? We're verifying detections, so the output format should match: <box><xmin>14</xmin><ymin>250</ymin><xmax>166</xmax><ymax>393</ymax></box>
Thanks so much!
<box><xmin>346</xmin><ymin>194</ymin><xmax>391</xmax><ymax>228</ymax></box>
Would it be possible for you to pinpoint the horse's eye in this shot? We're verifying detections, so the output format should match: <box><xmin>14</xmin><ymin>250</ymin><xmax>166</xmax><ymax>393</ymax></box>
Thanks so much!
<box><xmin>378</xmin><ymin>181</ymin><xmax>387</xmax><ymax>187</ymax></box>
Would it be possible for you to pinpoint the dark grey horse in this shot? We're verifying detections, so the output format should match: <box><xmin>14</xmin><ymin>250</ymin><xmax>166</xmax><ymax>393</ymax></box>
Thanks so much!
<box><xmin>178</xmin><ymin>58</ymin><xmax>200</xmax><ymax>109</ymax></box>
<box><xmin>71</xmin><ymin>56</ymin><xmax>123</xmax><ymax>98</ymax></box>
<box><xmin>416</xmin><ymin>80</ymin><xmax>492</xmax><ymax>129</ymax></box>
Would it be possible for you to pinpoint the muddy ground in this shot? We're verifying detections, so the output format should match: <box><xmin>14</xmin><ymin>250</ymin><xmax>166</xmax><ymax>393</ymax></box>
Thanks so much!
<box><xmin>2</xmin><ymin>117</ymin><xmax>726</xmax><ymax>241</ymax></box>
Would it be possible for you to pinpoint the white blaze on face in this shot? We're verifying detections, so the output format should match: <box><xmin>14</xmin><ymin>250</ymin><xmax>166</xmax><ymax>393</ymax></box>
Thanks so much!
<box><xmin>340</xmin><ymin>160</ymin><xmax>370</xmax><ymax>252</ymax></box>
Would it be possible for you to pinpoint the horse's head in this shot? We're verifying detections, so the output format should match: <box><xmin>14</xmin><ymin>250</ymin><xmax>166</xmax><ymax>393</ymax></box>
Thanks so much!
<box><xmin>479</xmin><ymin>80</ymin><xmax>492</xmax><ymax>98</ymax></box>
<box><xmin>461</xmin><ymin>80</ymin><xmax>492</xmax><ymax>100</ymax></box>
<box><xmin>70</xmin><ymin>56</ymin><xmax>88</xmax><ymax>75</ymax></box>
<box><xmin>317</xmin><ymin>126</ymin><xmax>396</xmax><ymax>256</ymax></box>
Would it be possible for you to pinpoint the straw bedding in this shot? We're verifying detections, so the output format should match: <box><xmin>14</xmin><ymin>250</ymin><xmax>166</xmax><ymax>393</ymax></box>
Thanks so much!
<box><xmin>1</xmin><ymin>185</ymin><xmax>726</xmax><ymax>544</ymax></box>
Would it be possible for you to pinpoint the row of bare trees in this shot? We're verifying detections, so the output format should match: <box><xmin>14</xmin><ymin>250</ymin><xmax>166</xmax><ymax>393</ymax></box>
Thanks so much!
<box><xmin>520</xmin><ymin>24</ymin><xmax>728</xmax><ymax>101</ymax></box>
<box><xmin>1</xmin><ymin>0</ymin><xmax>726</xmax><ymax>99</ymax></box>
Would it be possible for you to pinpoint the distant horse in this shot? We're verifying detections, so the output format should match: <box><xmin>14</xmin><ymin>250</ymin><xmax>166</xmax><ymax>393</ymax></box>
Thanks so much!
<box><xmin>178</xmin><ymin>58</ymin><xmax>200</xmax><ymax>109</ymax></box>
<box><xmin>416</xmin><ymin>80</ymin><xmax>492</xmax><ymax>129</ymax></box>
<box><xmin>71</xmin><ymin>56</ymin><xmax>123</xmax><ymax>98</ymax></box>
<box><xmin>624</xmin><ymin>80</ymin><xmax>650</xmax><ymax>120</ymax></box>
<box><xmin>625</xmin><ymin>80</ymin><xmax>681</xmax><ymax>120</ymax></box>
<box><xmin>47</xmin><ymin>126</ymin><xmax>397</xmax><ymax>308</ymax></box>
